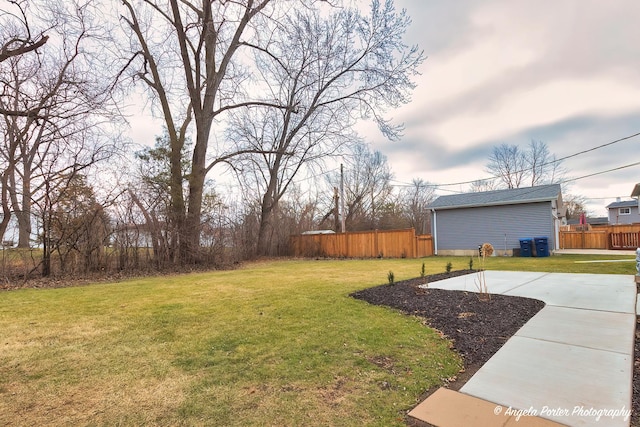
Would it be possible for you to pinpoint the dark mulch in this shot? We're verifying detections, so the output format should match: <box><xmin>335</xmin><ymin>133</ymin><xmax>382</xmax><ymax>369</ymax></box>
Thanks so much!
<box><xmin>353</xmin><ymin>270</ymin><xmax>640</xmax><ymax>424</ymax></box>
<box><xmin>351</xmin><ymin>270</ymin><xmax>545</xmax><ymax>367</ymax></box>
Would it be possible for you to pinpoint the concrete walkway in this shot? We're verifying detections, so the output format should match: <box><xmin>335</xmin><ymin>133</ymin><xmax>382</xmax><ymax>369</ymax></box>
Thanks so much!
<box><xmin>408</xmin><ymin>271</ymin><xmax>637</xmax><ymax>427</ymax></box>
<box><xmin>554</xmin><ymin>249</ymin><xmax>637</xmax><ymax>256</ymax></box>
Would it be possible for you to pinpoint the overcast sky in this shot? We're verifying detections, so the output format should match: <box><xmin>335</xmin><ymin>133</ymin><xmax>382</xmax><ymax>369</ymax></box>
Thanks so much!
<box><xmin>360</xmin><ymin>0</ymin><xmax>640</xmax><ymax>216</ymax></box>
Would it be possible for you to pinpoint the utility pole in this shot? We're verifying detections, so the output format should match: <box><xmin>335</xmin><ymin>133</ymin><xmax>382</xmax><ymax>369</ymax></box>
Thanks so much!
<box><xmin>371</xmin><ymin>188</ymin><xmax>375</xmax><ymax>229</ymax></box>
<box><xmin>333</xmin><ymin>187</ymin><xmax>340</xmax><ymax>232</ymax></box>
<box><xmin>340</xmin><ymin>164</ymin><xmax>345</xmax><ymax>233</ymax></box>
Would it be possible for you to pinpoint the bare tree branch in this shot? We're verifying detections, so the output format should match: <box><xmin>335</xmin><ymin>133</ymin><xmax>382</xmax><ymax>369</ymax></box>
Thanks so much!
<box><xmin>0</xmin><ymin>34</ymin><xmax>48</xmax><ymax>62</ymax></box>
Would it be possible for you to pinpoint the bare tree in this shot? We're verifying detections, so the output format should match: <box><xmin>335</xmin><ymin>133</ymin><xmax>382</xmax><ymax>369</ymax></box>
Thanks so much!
<box><xmin>0</xmin><ymin>0</ymin><xmax>49</xmax><ymax>120</ymax></box>
<box><xmin>469</xmin><ymin>178</ymin><xmax>498</xmax><ymax>193</ymax></box>
<box><xmin>0</xmin><ymin>0</ymin><xmax>48</xmax><ymax>63</ymax></box>
<box><xmin>563</xmin><ymin>193</ymin><xmax>589</xmax><ymax>220</ymax></box>
<box><xmin>486</xmin><ymin>144</ymin><xmax>527</xmax><ymax>189</ymax></box>
<box><xmin>486</xmin><ymin>140</ymin><xmax>565</xmax><ymax>189</ymax></box>
<box><xmin>119</xmin><ymin>0</ymin><xmax>293</xmax><ymax>263</ymax></box>
<box><xmin>229</xmin><ymin>1</ymin><xmax>423</xmax><ymax>256</ymax></box>
<box><xmin>325</xmin><ymin>142</ymin><xmax>393</xmax><ymax>231</ymax></box>
<box><xmin>0</xmin><ymin>0</ymin><xmax>118</xmax><ymax>249</ymax></box>
<box><xmin>526</xmin><ymin>139</ymin><xmax>565</xmax><ymax>186</ymax></box>
<box><xmin>400</xmin><ymin>178</ymin><xmax>435</xmax><ymax>234</ymax></box>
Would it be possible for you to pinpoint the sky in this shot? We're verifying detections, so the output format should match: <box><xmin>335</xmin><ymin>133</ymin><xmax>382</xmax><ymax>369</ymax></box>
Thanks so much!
<box><xmin>359</xmin><ymin>0</ymin><xmax>640</xmax><ymax>216</ymax></box>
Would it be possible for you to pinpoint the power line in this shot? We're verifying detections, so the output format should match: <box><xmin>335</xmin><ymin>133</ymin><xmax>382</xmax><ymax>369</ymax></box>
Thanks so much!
<box><xmin>437</xmin><ymin>160</ymin><xmax>640</xmax><ymax>191</ymax></box>
<box><xmin>407</xmin><ymin>130</ymin><xmax>640</xmax><ymax>189</ymax></box>
<box><xmin>560</xmin><ymin>160</ymin><xmax>640</xmax><ymax>184</ymax></box>
<box><xmin>554</xmin><ymin>131</ymin><xmax>640</xmax><ymax>163</ymax></box>
<box><xmin>296</xmin><ymin>131</ymin><xmax>640</xmax><ymax>195</ymax></box>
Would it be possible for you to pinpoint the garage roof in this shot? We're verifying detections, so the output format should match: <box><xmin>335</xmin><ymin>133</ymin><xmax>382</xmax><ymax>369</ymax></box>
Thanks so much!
<box><xmin>429</xmin><ymin>184</ymin><xmax>562</xmax><ymax>210</ymax></box>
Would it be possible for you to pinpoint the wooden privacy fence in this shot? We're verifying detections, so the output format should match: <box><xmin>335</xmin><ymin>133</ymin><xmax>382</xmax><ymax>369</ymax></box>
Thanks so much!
<box><xmin>290</xmin><ymin>228</ymin><xmax>434</xmax><ymax>258</ymax></box>
<box><xmin>559</xmin><ymin>230</ymin><xmax>608</xmax><ymax>249</ymax></box>
<box><xmin>559</xmin><ymin>224</ymin><xmax>640</xmax><ymax>250</ymax></box>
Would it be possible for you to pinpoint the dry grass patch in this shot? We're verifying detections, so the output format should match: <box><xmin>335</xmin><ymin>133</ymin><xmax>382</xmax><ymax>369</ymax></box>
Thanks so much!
<box><xmin>1</xmin><ymin>374</ymin><xmax>191</xmax><ymax>427</ymax></box>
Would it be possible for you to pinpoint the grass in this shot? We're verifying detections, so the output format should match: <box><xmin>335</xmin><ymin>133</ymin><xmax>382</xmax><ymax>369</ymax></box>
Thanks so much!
<box><xmin>0</xmin><ymin>254</ymin><xmax>636</xmax><ymax>426</ymax></box>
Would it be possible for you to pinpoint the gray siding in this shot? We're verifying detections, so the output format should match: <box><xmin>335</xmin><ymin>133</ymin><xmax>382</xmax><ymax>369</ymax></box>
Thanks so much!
<box><xmin>608</xmin><ymin>205</ymin><xmax>640</xmax><ymax>225</ymax></box>
<box><xmin>434</xmin><ymin>202</ymin><xmax>555</xmax><ymax>251</ymax></box>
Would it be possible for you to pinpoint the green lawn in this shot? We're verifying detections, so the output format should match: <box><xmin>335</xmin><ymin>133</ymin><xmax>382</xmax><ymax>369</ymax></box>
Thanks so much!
<box><xmin>0</xmin><ymin>255</ymin><xmax>635</xmax><ymax>426</ymax></box>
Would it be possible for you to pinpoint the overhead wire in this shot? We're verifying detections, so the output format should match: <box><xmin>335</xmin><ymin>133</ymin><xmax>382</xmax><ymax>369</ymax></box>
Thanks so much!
<box><xmin>292</xmin><ymin>131</ymin><xmax>640</xmax><ymax>195</ymax></box>
<box><xmin>389</xmin><ymin>130</ymin><xmax>640</xmax><ymax>189</ymax></box>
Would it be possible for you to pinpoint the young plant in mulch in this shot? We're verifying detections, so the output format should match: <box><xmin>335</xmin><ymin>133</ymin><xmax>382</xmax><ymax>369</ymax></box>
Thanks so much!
<box><xmin>387</xmin><ymin>270</ymin><xmax>395</xmax><ymax>285</ymax></box>
<box><xmin>420</xmin><ymin>262</ymin><xmax>429</xmax><ymax>288</ymax></box>
<box><xmin>475</xmin><ymin>243</ymin><xmax>494</xmax><ymax>301</ymax></box>
<box><xmin>445</xmin><ymin>262</ymin><xmax>453</xmax><ymax>274</ymax></box>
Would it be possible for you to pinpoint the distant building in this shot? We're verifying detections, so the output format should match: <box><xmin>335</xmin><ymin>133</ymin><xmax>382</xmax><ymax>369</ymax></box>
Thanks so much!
<box><xmin>566</xmin><ymin>216</ymin><xmax>608</xmax><ymax>226</ymax></box>
<box><xmin>606</xmin><ymin>199</ymin><xmax>640</xmax><ymax>225</ymax></box>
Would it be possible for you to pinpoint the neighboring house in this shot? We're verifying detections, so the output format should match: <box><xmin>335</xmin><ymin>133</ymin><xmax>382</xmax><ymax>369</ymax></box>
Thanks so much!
<box><xmin>428</xmin><ymin>184</ymin><xmax>564</xmax><ymax>256</ymax></box>
<box><xmin>566</xmin><ymin>216</ymin><xmax>608</xmax><ymax>227</ymax></box>
<box><xmin>606</xmin><ymin>199</ymin><xmax>640</xmax><ymax>225</ymax></box>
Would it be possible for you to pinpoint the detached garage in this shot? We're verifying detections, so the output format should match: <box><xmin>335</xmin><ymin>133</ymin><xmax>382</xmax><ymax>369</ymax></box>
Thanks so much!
<box><xmin>429</xmin><ymin>184</ymin><xmax>564</xmax><ymax>256</ymax></box>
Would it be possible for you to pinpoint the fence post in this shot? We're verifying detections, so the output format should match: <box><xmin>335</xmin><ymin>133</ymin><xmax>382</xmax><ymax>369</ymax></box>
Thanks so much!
<box><xmin>374</xmin><ymin>229</ymin><xmax>379</xmax><ymax>257</ymax></box>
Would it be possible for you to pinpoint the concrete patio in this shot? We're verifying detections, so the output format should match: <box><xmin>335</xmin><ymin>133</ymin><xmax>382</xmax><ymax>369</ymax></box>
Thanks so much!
<box><xmin>408</xmin><ymin>271</ymin><xmax>637</xmax><ymax>427</ymax></box>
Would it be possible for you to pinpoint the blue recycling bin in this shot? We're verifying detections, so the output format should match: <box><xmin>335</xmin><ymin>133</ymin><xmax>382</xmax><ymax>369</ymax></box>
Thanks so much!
<box><xmin>519</xmin><ymin>238</ymin><xmax>533</xmax><ymax>257</ymax></box>
<box><xmin>534</xmin><ymin>237</ymin><xmax>550</xmax><ymax>257</ymax></box>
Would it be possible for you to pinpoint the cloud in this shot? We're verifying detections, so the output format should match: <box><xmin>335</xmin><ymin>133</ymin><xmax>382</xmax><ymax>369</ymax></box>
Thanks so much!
<box><xmin>365</xmin><ymin>0</ymin><xmax>640</xmax><ymax>214</ymax></box>
<box><xmin>396</xmin><ymin>0</ymin><xmax>484</xmax><ymax>56</ymax></box>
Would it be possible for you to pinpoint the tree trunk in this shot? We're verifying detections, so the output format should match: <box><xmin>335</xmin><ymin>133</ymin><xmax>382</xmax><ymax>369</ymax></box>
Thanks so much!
<box><xmin>0</xmin><ymin>173</ymin><xmax>11</xmax><ymax>244</ymax></box>
<box><xmin>183</xmin><ymin>121</ymin><xmax>211</xmax><ymax>263</ymax></box>
<box><xmin>16</xmin><ymin>204</ymin><xmax>32</xmax><ymax>248</ymax></box>
<box><xmin>168</xmin><ymin>132</ymin><xmax>186</xmax><ymax>263</ymax></box>
<box><xmin>256</xmin><ymin>162</ymin><xmax>282</xmax><ymax>256</ymax></box>
<box><xmin>257</xmin><ymin>196</ymin><xmax>276</xmax><ymax>256</ymax></box>
<box><xmin>41</xmin><ymin>190</ymin><xmax>51</xmax><ymax>277</ymax></box>
<box><xmin>16</xmin><ymin>157</ymin><xmax>32</xmax><ymax>248</ymax></box>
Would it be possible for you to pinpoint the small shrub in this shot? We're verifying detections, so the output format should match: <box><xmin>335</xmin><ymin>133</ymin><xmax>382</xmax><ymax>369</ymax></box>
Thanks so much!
<box><xmin>445</xmin><ymin>262</ymin><xmax>452</xmax><ymax>273</ymax></box>
<box><xmin>469</xmin><ymin>257</ymin><xmax>473</xmax><ymax>270</ymax></box>
<box><xmin>420</xmin><ymin>262</ymin><xmax>426</xmax><ymax>278</ymax></box>
<box><xmin>481</xmin><ymin>242</ymin><xmax>494</xmax><ymax>257</ymax></box>
<box><xmin>475</xmin><ymin>243</ymin><xmax>494</xmax><ymax>301</ymax></box>
<box><xmin>387</xmin><ymin>271</ymin><xmax>395</xmax><ymax>285</ymax></box>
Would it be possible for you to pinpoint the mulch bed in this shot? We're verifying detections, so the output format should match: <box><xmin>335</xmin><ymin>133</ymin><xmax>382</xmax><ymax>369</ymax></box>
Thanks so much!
<box><xmin>350</xmin><ymin>270</ymin><xmax>545</xmax><ymax>367</ymax></box>
<box><xmin>351</xmin><ymin>270</ymin><xmax>640</xmax><ymax>424</ymax></box>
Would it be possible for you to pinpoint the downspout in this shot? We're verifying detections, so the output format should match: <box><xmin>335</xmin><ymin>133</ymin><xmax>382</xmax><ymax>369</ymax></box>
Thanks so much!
<box><xmin>431</xmin><ymin>208</ymin><xmax>438</xmax><ymax>255</ymax></box>
<box><xmin>553</xmin><ymin>212</ymin><xmax>560</xmax><ymax>251</ymax></box>
<box><xmin>552</xmin><ymin>202</ymin><xmax>560</xmax><ymax>251</ymax></box>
